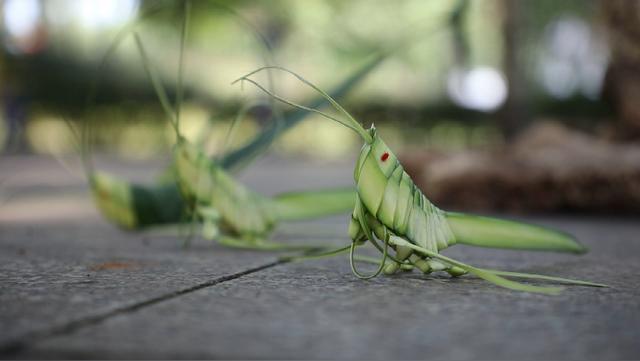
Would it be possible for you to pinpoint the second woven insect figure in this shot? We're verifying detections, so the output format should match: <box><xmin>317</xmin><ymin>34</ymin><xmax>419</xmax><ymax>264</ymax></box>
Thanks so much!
<box><xmin>131</xmin><ymin>3</ymin><xmax>353</xmax><ymax>252</ymax></box>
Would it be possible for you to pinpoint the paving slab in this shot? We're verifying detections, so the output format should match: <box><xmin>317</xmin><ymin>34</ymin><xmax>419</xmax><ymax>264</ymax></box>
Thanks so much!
<box><xmin>1</xmin><ymin>155</ymin><xmax>639</xmax><ymax>359</ymax></box>
<box><xmin>11</xmin><ymin>216</ymin><xmax>640</xmax><ymax>360</ymax></box>
<box><xmin>0</xmin><ymin>221</ymin><xmax>282</xmax><ymax>346</ymax></box>
<box><xmin>0</xmin><ymin>155</ymin><xmax>352</xmax><ymax>355</ymax></box>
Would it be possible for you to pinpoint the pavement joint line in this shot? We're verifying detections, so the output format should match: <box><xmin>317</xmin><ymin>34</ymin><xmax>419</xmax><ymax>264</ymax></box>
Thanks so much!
<box><xmin>0</xmin><ymin>259</ymin><xmax>285</xmax><ymax>357</ymax></box>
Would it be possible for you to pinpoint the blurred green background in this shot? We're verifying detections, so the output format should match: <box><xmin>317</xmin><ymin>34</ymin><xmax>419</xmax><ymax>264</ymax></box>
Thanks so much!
<box><xmin>5</xmin><ymin>0</ymin><xmax>638</xmax><ymax>215</ymax></box>
<box><xmin>0</xmin><ymin>0</ymin><xmax>610</xmax><ymax>158</ymax></box>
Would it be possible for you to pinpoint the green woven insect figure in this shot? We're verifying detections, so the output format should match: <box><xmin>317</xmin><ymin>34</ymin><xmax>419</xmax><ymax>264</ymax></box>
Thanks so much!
<box><xmin>131</xmin><ymin>16</ymin><xmax>356</xmax><ymax>251</ymax></box>
<box><xmin>235</xmin><ymin>66</ymin><xmax>605</xmax><ymax>293</ymax></box>
<box><xmin>81</xmin><ymin>0</ymin><xmax>384</xmax><ymax>233</ymax></box>
<box><xmin>80</xmin><ymin>108</ymin><xmax>353</xmax><ymax>250</ymax></box>
<box><xmin>79</xmin><ymin>0</ymin><xmax>355</xmax><ymax>240</ymax></box>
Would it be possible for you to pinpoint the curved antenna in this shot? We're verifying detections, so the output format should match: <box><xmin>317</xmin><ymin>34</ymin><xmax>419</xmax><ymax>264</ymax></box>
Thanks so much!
<box><xmin>133</xmin><ymin>32</ymin><xmax>179</xmax><ymax>134</ymax></box>
<box><xmin>175</xmin><ymin>0</ymin><xmax>191</xmax><ymax>133</ymax></box>
<box><xmin>222</xmin><ymin>1</ymin><xmax>470</xmax><ymax>169</ymax></box>
<box><xmin>218</xmin><ymin>101</ymin><xmax>261</xmax><ymax>160</ymax></box>
<box><xmin>232</xmin><ymin>66</ymin><xmax>373</xmax><ymax>143</ymax></box>
<box><xmin>204</xmin><ymin>1</ymin><xmax>283</xmax><ymax>130</ymax></box>
<box><xmin>230</xmin><ymin>1</ymin><xmax>473</xmax><ymax>144</ymax></box>
<box><xmin>80</xmin><ymin>114</ymin><xmax>94</xmax><ymax>176</ymax></box>
<box><xmin>197</xmin><ymin>1</ymin><xmax>282</xmax><ymax>162</ymax></box>
<box><xmin>60</xmin><ymin>113</ymin><xmax>93</xmax><ymax>177</ymax></box>
<box><xmin>221</xmin><ymin>53</ymin><xmax>383</xmax><ymax>171</ymax></box>
<box><xmin>84</xmin><ymin>2</ymin><xmax>169</xmax><ymax>115</ymax></box>
<box><xmin>57</xmin><ymin>115</ymin><xmax>90</xmax><ymax>180</ymax></box>
<box><xmin>78</xmin><ymin>2</ymin><xmax>170</xmax><ymax>183</ymax></box>
<box><xmin>125</xmin><ymin>1</ymin><xmax>280</xmax><ymax>158</ymax></box>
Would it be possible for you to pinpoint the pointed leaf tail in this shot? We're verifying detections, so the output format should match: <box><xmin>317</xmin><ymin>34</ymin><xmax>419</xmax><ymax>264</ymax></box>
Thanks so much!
<box><xmin>445</xmin><ymin>212</ymin><xmax>587</xmax><ymax>254</ymax></box>
<box><xmin>271</xmin><ymin>187</ymin><xmax>356</xmax><ymax>221</ymax></box>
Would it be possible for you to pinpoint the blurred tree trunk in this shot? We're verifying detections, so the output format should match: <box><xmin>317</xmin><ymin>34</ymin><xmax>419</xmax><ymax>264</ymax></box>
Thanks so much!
<box><xmin>602</xmin><ymin>0</ymin><xmax>640</xmax><ymax>141</ymax></box>
<box><xmin>499</xmin><ymin>0</ymin><xmax>529</xmax><ymax>140</ymax></box>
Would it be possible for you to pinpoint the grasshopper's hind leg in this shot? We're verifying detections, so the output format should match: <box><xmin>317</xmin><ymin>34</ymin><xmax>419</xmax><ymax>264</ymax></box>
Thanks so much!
<box><xmin>446</xmin><ymin>265</ymin><xmax>468</xmax><ymax>277</ymax></box>
<box><xmin>408</xmin><ymin>254</ymin><xmax>433</xmax><ymax>274</ymax></box>
<box><xmin>408</xmin><ymin>253</ymin><xmax>467</xmax><ymax>277</ymax></box>
<box><xmin>388</xmin><ymin>235</ymin><xmax>565</xmax><ymax>294</ymax></box>
<box><xmin>383</xmin><ymin>245</ymin><xmax>412</xmax><ymax>275</ymax></box>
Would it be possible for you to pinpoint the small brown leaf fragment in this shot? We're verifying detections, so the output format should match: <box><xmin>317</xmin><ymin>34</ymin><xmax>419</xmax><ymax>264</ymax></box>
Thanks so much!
<box><xmin>89</xmin><ymin>261</ymin><xmax>139</xmax><ymax>272</ymax></box>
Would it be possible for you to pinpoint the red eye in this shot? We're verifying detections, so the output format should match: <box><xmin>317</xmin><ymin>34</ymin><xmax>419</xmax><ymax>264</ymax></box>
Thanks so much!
<box><xmin>381</xmin><ymin>152</ymin><xmax>389</xmax><ymax>162</ymax></box>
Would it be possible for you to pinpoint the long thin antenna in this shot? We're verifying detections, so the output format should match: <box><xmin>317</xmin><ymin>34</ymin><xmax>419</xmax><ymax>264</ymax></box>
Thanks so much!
<box><xmin>232</xmin><ymin>67</ymin><xmax>373</xmax><ymax>143</ymax></box>
<box><xmin>133</xmin><ymin>32</ymin><xmax>179</xmax><ymax>135</ymax></box>
<box><xmin>203</xmin><ymin>1</ymin><xmax>283</xmax><ymax>133</ymax></box>
<box><xmin>84</xmin><ymin>2</ymin><xmax>169</xmax><ymax>113</ymax></box>
<box><xmin>175</xmin><ymin>0</ymin><xmax>191</xmax><ymax>133</ymax></box>
<box><xmin>222</xmin><ymin>1</ymin><xmax>469</xmax><ymax>169</ymax></box>
<box><xmin>200</xmin><ymin>0</ymin><xmax>284</xmax><ymax>142</ymax></box>
<box><xmin>219</xmin><ymin>101</ymin><xmax>260</xmax><ymax>159</ymax></box>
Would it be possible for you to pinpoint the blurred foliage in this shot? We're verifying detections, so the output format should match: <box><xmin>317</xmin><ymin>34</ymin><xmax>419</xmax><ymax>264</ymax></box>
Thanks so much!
<box><xmin>0</xmin><ymin>0</ymin><xmax>611</xmax><ymax>159</ymax></box>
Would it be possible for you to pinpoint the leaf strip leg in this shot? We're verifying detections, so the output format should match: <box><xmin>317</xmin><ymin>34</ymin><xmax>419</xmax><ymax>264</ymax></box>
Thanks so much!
<box><xmin>483</xmin><ymin>269</ymin><xmax>607</xmax><ymax>288</ymax></box>
<box><xmin>349</xmin><ymin>239</ymin><xmax>389</xmax><ymax>280</ymax></box>
<box><xmin>388</xmin><ymin>236</ymin><xmax>564</xmax><ymax>294</ymax></box>
<box><xmin>280</xmin><ymin>245</ymin><xmax>351</xmax><ymax>262</ymax></box>
<box><xmin>218</xmin><ymin>236</ymin><xmax>327</xmax><ymax>252</ymax></box>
